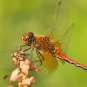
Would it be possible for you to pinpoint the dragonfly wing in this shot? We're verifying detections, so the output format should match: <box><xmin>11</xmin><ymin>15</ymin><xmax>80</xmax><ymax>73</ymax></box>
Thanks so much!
<box><xmin>0</xmin><ymin>74</ymin><xmax>17</xmax><ymax>87</ymax></box>
<box><xmin>0</xmin><ymin>49</ymin><xmax>15</xmax><ymax>69</ymax></box>
<box><xmin>29</xmin><ymin>51</ymin><xmax>58</xmax><ymax>81</ymax></box>
<box><xmin>41</xmin><ymin>52</ymin><xmax>58</xmax><ymax>72</ymax></box>
<box><xmin>47</xmin><ymin>1</ymin><xmax>68</xmax><ymax>41</ymax></box>
<box><xmin>0</xmin><ymin>49</ymin><xmax>16</xmax><ymax>87</ymax></box>
<box><xmin>59</xmin><ymin>23</ymin><xmax>75</xmax><ymax>54</ymax></box>
<box><xmin>47</xmin><ymin>1</ymin><xmax>75</xmax><ymax>54</ymax></box>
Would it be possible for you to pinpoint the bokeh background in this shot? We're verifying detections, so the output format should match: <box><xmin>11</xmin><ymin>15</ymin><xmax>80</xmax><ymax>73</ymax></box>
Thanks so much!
<box><xmin>0</xmin><ymin>0</ymin><xmax>87</xmax><ymax>87</ymax></box>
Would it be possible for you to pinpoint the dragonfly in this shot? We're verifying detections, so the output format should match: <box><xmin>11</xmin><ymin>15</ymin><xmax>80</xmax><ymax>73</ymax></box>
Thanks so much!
<box><xmin>22</xmin><ymin>1</ymin><xmax>87</xmax><ymax>72</ymax></box>
<box><xmin>0</xmin><ymin>1</ymin><xmax>87</xmax><ymax>87</ymax></box>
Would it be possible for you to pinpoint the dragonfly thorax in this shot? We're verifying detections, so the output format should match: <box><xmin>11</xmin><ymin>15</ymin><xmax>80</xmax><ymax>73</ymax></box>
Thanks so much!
<box><xmin>35</xmin><ymin>36</ymin><xmax>55</xmax><ymax>54</ymax></box>
<box><xmin>22</xmin><ymin>32</ymin><xmax>36</xmax><ymax>46</ymax></box>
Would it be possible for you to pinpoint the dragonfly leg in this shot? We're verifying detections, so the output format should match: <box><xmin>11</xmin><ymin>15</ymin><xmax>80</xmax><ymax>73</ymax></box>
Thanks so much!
<box><xmin>36</xmin><ymin>49</ymin><xmax>44</xmax><ymax>66</ymax></box>
<box><xmin>20</xmin><ymin>44</ymin><xmax>27</xmax><ymax>47</ymax></box>
<box><xmin>29</xmin><ymin>48</ymin><xmax>34</xmax><ymax>60</ymax></box>
<box><xmin>23</xmin><ymin>47</ymin><xmax>31</xmax><ymax>52</ymax></box>
<box><xmin>19</xmin><ymin>45</ymin><xmax>34</xmax><ymax>60</ymax></box>
<box><xmin>23</xmin><ymin>47</ymin><xmax>34</xmax><ymax>60</ymax></box>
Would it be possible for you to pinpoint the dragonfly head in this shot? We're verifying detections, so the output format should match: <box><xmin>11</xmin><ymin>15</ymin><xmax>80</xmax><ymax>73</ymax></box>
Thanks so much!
<box><xmin>22</xmin><ymin>32</ymin><xmax>35</xmax><ymax>46</ymax></box>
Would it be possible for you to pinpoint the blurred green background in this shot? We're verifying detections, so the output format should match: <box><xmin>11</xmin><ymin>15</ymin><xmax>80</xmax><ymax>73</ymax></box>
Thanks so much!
<box><xmin>0</xmin><ymin>0</ymin><xmax>87</xmax><ymax>87</ymax></box>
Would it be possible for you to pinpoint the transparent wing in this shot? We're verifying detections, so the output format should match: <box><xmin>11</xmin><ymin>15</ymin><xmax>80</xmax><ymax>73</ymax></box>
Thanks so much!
<box><xmin>29</xmin><ymin>51</ymin><xmax>58</xmax><ymax>81</ymax></box>
<box><xmin>47</xmin><ymin>1</ymin><xmax>68</xmax><ymax>40</ymax></box>
<box><xmin>47</xmin><ymin>1</ymin><xmax>75</xmax><ymax>54</ymax></box>
<box><xmin>59</xmin><ymin>23</ymin><xmax>75</xmax><ymax>54</ymax></box>
<box><xmin>0</xmin><ymin>49</ymin><xmax>15</xmax><ymax>69</ymax></box>
<box><xmin>41</xmin><ymin>52</ymin><xmax>58</xmax><ymax>72</ymax></box>
<box><xmin>0</xmin><ymin>49</ymin><xmax>16</xmax><ymax>87</ymax></box>
<box><xmin>0</xmin><ymin>75</ymin><xmax>17</xmax><ymax>87</ymax></box>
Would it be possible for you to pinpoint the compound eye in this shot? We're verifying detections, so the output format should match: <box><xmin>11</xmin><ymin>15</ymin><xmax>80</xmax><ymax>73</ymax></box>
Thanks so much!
<box><xmin>22</xmin><ymin>33</ymin><xmax>29</xmax><ymax>45</ymax></box>
<box><xmin>22</xmin><ymin>32</ymin><xmax>34</xmax><ymax>46</ymax></box>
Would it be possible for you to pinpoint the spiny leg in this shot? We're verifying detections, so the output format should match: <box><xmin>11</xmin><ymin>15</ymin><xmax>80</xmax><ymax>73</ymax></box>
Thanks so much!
<box><xmin>21</xmin><ymin>46</ymin><xmax>34</xmax><ymax>60</ymax></box>
<box><xmin>36</xmin><ymin>49</ymin><xmax>44</xmax><ymax>66</ymax></box>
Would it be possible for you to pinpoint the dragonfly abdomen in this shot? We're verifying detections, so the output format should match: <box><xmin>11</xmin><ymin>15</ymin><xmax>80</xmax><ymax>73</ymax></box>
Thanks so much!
<box><xmin>54</xmin><ymin>48</ymin><xmax>87</xmax><ymax>71</ymax></box>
